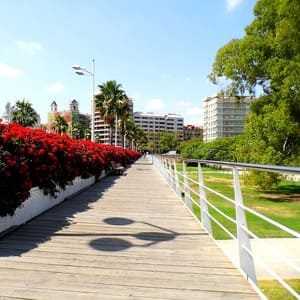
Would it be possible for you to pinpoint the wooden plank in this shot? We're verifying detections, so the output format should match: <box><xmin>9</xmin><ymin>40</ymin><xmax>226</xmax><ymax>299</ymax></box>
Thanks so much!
<box><xmin>0</xmin><ymin>157</ymin><xmax>259</xmax><ymax>299</ymax></box>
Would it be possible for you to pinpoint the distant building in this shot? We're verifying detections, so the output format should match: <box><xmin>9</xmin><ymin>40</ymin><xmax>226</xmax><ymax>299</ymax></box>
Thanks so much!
<box><xmin>1</xmin><ymin>102</ymin><xmax>12</xmax><ymax>123</ymax></box>
<box><xmin>183</xmin><ymin>125</ymin><xmax>203</xmax><ymax>140</ymax></box>
<box><xmin>47</xmin><ymin>100</ymin><xmax>90</xmax><ymax>138</ymax></box>
<box><xmin>134</xmin><ymin>112</ymin><xmax>184</xmax><ymax>137</ymax></box>
<box><xmin>203</xmin><ymin>95</ymin><xmax>253</xmax><ymax>142</ymax></box>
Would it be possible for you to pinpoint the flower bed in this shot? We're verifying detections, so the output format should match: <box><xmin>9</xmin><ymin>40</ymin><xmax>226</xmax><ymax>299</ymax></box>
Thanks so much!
<box><xmin>0</xmin><ymin>123</ymin><xmax>140</xmax><ymax>217</ymax></box>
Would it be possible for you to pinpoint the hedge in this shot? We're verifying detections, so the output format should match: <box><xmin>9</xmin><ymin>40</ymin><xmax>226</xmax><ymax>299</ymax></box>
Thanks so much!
<box><xmin>0</xmin><ymin>123</ymin><xmax>140</xmax><ymax>216</ymax></box>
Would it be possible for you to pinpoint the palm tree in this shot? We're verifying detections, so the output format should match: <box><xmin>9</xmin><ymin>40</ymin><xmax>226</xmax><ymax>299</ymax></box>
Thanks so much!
<box><xmin>53</xmin><ymin>115</ymin><xmax>68</xmax><ymax>135</ymax></box>
<box><xmin>125</xmin><ymin>122</ymin><xmax>146</xmax><ymax>150</ymax></box>
<box><xmin>119</xmin><ymin>100</ymin><xmax>135</xmax><ymax>147</ymax></box>
<box><xmin>11</xmin><ymin>99</ymin><xmax>38</xmax><ymax>127</ymax></box>
<box><xmin>95</xmin><ymin>80</ymin><xmax>129</xmax><ymax>145</ymax></box>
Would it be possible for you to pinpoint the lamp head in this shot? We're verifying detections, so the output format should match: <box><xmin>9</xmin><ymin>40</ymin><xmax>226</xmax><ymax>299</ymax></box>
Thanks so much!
<box><xmin>75</xmin><ymin>71</ymin><xmax>85</xmax><ymax>75</ymax></box>
<box><xmin>72</xmin><ymin>65</ymin><xmax>81</xmax><ymax>70</ymax></box>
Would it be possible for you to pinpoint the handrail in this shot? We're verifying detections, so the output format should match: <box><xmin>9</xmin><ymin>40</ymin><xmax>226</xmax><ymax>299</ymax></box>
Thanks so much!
<box><xmin>183</xmin><ymin>159</ymin><xmax>300</xmax><ymax>175</ymax></box>
<box><xmin>154</xmin><ymin>155</ymin><xmax>300</xmax><ymax>299</ymax></box>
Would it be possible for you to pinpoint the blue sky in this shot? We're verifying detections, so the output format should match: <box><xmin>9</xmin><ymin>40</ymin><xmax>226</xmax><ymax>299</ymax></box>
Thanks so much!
<box><xmin>0</xmin><ymin>0</ymin><xmax>256</xmax><ymax>125</ymax></box>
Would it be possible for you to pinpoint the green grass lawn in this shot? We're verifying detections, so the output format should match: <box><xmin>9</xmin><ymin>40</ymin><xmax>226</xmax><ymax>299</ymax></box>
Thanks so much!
<box><xmin>176</xmin><ymin>164</ymin><xmax>300</xmax><ymax>240</ymax></box>
<box><xmin>259</xmin><ymin>279</ymin><xmax>300</xmax><ymax>300</ymax></box>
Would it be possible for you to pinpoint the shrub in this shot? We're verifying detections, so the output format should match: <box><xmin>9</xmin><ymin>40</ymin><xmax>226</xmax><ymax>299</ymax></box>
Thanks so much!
<box><xmin>0</xmin><ymin>123</ymin><xmax>140</xmax><ymax>216</ymax></box>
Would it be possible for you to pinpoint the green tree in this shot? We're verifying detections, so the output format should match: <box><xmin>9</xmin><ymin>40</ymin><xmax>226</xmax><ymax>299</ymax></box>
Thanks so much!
<box><xmin>95</xmin><ymin>80</ymin><xmax>129</xmax><ymax>145</ymax></box>
<box><xmin>179</xmin><ymin>138</ymin><xmax>204</xmax><ymax>159</ymax></box>
<box><xmin>209</xmin><ymin>0</ymin><xmax>300</xmax><ymax>166</ymax></box>
<box><xmin>53</xmin><ymin>115</ymin><xmax>68</xmax><ymax>135</ymax></box>
<box><xmin>158</xmin><ymin>132</ymin><xmax>180</xmax><ymax>153</ymax></box>
<box><xmin>71</xmin><ymin>121</ymin><xmax>83</xmax><ymax>139</ymax></box>
<box><xmin>118</xmin><ymin>100</ymin><xmax>133</xmax><ymax>147</ymax></box>
<box><xmin>11</xmin><ymin>99</ymin><xmax>38</xmax><ymax>127</ymax></box>
<box><xmin>179</xmin><ymin>137</ymin><xmax>239</xmax><ymax>161</ymax></box>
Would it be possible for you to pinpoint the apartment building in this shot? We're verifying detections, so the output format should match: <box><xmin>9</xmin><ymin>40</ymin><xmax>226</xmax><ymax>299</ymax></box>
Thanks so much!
<box><xmin>134</xmin><ymin>112</ymin><xmax>184</xmax><ymax>137</ymax></box>
<box><xmin>203</xmin><ymin>95</ymin><xmax>253</xmax><ymax>142</ymax></box>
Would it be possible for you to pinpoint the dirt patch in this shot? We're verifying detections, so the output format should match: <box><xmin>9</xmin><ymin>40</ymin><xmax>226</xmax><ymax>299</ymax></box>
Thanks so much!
<box><xmin>253</xmin><ymin>205</ymin><xmax>295</xmax><ymax>217</ymax></box>
<box><xmin>260</xmin><ymin>193</ymin><xmax>300</xmax><ymax>202</ymax></box>
<box><xmin>205</xmin><ymin>177</ymin><xmax>233</xmax><ymax>185</ymax></box>
<box><xmin>205</xmin><ymin>176</ymin><xmax>247</xmax><ymax>188</ymax></box>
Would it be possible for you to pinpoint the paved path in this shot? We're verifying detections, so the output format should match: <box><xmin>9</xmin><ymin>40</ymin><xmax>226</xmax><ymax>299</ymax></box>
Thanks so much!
<box><xmin>218</xmin><ymin>238</ymin><xmax>300</xmax><ymax>279</ymax></box>
<box><xmin>0</xmin><ymin>158</ymin><xmax>258</xmax><ymax>299</ymax></box>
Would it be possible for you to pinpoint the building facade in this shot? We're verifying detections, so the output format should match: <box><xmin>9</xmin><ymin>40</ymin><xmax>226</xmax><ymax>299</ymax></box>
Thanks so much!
<box><xmin>47</xmin><ymin>100</ymin><xmax>90</xmax><ymax>138</ymax></box>
<box><xmin>133</xmin><ymin>112</ymin><xmax>184</xmax><ymax>137</ymax></box>
<box><xmin>183</xmin><ymin>125</ymin><xmax>203</xmax><ymax>140</ymax></box>
<box><xmin>203</xmin><ymin>95</ymin><xmax>253</xmax><ymax>142</ymax></box>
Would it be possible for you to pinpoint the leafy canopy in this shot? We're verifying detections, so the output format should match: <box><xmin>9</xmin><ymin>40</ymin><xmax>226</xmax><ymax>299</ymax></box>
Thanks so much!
<box><xmin>209</xmin><ymin>0</ymin><xmax>300</xmax><ymax>165</ymax></box>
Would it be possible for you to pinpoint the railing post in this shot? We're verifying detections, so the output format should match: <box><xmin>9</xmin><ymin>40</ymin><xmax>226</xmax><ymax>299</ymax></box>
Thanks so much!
<box><xmin>163</xmin><ymin>158</ymin><xmax>168</xmax><ymax>181</ymax></box>
<box><xmin>198</xmin><ymin>162</ymin><xmax>212</xmax><ymax>235</ymax></box>
<box><xmin>170</xmin><ymin>159</ymin><xmax>176</xmax><ymax>190</ymax></box>
<box><xmin>182</xmin><ymin>161</ymin><xmax>192</xmax><ymax>211</ymax></box>
<box><xmin>233</xmin><ymin>167</ymin><xmax>257</xmax><ymax>284</ymax></box>
<box><xmin>167</xmin><ymin>159</ymin><xmax>171</xmax><ymax>185</ymax></box>
<box><xmin>166</xmin><ymin>159</ymin><xmax>172</xmax><ymax>186</ymax></box>
<box><xmin>173</xmin><ymin>159</ymin><xmax>181</xmax><ymax>197</ymax></box>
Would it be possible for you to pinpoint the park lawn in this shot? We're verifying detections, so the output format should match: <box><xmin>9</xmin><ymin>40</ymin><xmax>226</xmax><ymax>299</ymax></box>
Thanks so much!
<box><xmin>176</xmin><ymin>165</ymin><xmax>300</xmax><ymax>240</ymax></box>
<box><xmin>259</xmin><ymin>279</ymin><xmax>300</xmax><ymax>300</ymax></box>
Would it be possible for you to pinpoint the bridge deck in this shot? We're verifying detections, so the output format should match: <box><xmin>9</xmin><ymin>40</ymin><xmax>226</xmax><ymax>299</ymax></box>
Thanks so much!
<box><xmin>0</xmin><ymin>158</ymin><xmax>258</xmax><ymax>299</ymax></box>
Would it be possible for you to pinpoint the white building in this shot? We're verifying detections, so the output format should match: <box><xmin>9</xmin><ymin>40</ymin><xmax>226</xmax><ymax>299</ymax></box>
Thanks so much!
<box><xmin>1</xmin><ymin>102</ymin><xmax>12</xmax><ymax>123</ymax></box>
<box><xmin>134</xmin><ymin>112</ymin><xmax>184</xmax><ymax>138</ymax></box>
<box><xmin>203</xmin><ymin>95</ymin><xmax>253</xmax><ymax>142</ymax></box>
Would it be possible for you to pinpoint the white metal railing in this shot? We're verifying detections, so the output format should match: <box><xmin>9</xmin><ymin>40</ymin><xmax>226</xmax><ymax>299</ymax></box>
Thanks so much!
<box><xmin>153</xmin><ymin>155</ymin><xmax>300</xmax><ymax>299</ymax></box>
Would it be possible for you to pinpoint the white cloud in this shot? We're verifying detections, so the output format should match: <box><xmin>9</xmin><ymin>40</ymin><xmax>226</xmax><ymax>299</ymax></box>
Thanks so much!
<box><xmin>184</xmin><ymin>106</ymin><xmax>203</xmax><ymax>126</ymax></box>
<box><xmin>185</xmin><ymin>106</ymin><xmax>203</xmax><ymax>116</ymax></box>
<box><xmin>175</xmin><ymin>100</ymin><xmax>191</xmax><ymax>108</ymax></box>
<box><xmin>185</xmin><ymin>77</ymin><xmax>191</xmax><ymax>82</ymax></box>
<box><xmin>144</xmin><ymin>98</ymin><xmax>165</xmax><ymax>112</ymax></box>
<box><xmin>226</xmin><ymin>0</ymin><xmax>243</xmax><ymax>11</ymax></box>
<box><xmin>46</xmin><ymin>82</ymin><xmax>65</xmax><ymax>94</ymax></box>
<box><xmin>0</xmin><ymin>62</ymin><xmax>23</xmax><ymax>78</ymax></box>
<box><xmin>186</xmin><ymin>117</ymin><xmax>203</xmax><ymax>126</ymax></box>
<box><xmin>15</xmin><ymin>40</ymin><xmax>42</xmax><ymax>54</ymax></box>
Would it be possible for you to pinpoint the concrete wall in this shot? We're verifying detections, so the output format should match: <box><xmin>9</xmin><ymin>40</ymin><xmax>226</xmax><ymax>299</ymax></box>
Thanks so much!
<box><xmin>0</xmin><ymin>174</ymin><xmax>104</xmax><ymax>235</ymax></box>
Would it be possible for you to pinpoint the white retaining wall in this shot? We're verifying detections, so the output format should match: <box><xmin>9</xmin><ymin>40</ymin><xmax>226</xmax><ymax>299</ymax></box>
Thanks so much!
<box><xmin>0</xmin><ymin>174</ymin><xmax>103</xmax><ymax>234</ymax></box>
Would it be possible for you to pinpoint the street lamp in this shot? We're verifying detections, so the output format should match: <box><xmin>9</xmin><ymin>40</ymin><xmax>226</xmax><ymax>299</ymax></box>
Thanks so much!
<box><xmin>72</xmin><ymin>59</ymin><xmax>95</xmax><ymax>142</ymax></box>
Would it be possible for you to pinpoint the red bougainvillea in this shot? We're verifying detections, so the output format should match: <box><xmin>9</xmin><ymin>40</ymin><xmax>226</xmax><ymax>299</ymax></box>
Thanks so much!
<box><xmin>0</xmin><ymin>123</ymin><xmax>140</xmax><ymax>216</ymax></box>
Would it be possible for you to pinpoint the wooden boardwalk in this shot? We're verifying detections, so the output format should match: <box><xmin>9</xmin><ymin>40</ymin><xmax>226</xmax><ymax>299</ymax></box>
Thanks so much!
<box><xmin>0</xmin><ymin>158</ymin><xmax>259</xmax><ymax>299</ymax></box>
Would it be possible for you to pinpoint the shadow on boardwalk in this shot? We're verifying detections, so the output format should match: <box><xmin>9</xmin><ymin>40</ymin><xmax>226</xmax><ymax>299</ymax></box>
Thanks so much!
<box><xmin>0</xmin><ymin>161</ymin><xmax>205</xmax><ymax>257</ymax></box>
<box><xmin>0</xmin><ymin>169</ymin><xmax>123</xmax><ymax>257</ymax></box>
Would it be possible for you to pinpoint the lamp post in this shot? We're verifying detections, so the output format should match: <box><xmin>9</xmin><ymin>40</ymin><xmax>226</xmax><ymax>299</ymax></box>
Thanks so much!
<box><xmin>72</xmin><ymin>59</ymin><xmax>95</xmax><ymax>142</ymax></box>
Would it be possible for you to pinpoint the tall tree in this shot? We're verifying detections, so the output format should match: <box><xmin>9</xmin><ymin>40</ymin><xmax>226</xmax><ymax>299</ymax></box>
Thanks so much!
<box><xmin>11</xmin><ymin>99</ymin><xmax>38</xmax><ymax>127</ymax></box>
<box><xmin>53</xmin><ymin>115</ymin><xmax>68</xmax><ymax>135</ymax></box>
<box><xmin>95</xmin><ymin>80</ymin><xmax>129</xmax><ymax>145</ymax></box>
<box><xmin>209</xmin><ymin>0</ymin><xmax>300</xmax><ymax>165</ymax></box>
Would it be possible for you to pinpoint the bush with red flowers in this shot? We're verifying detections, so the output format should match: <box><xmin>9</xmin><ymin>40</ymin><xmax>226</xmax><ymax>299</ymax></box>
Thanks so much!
<box><xmin>0</xmin><ymin>123</ymin><xmax>140</xmax><ymax>217</ymax></box>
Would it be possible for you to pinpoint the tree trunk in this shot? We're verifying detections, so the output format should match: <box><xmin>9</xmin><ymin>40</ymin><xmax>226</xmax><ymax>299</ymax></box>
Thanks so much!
<box><xmin>110</xmin><ymin>125</ymin><xmax>113</xmax><ymax>145</ymax></box>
